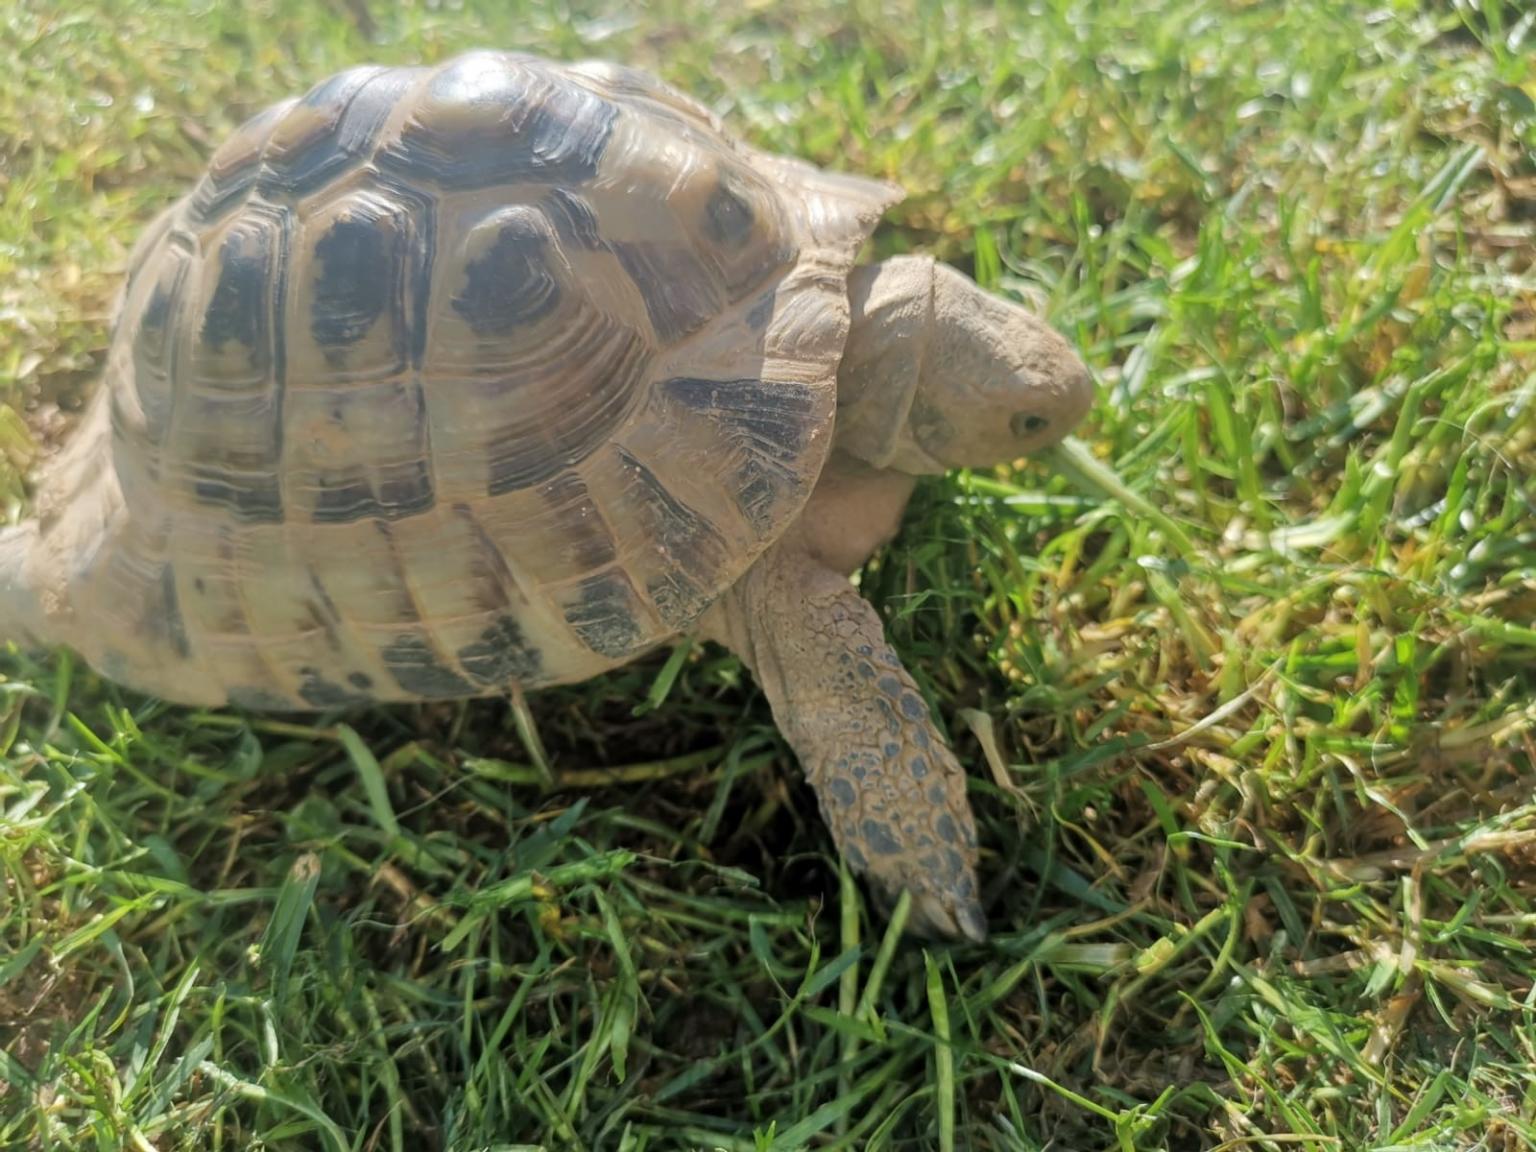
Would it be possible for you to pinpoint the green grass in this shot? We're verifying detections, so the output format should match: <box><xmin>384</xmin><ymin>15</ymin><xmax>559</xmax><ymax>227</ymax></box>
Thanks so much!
<box><xmin>3</xmin><ymin>0</ymin><xmax>1535</xmax><ymax>1147</ymax></box>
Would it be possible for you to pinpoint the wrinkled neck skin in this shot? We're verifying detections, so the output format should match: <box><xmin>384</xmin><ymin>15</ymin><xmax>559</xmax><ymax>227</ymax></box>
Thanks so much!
<box><xmin>832</xmin><ymin>256</ymin><xmax>938</xmax><ymax>475</ymax></box>
<box><xmin>0</xmin><ymin>523</ymin><xmax>40</xmax><ymax>649</ymax></box>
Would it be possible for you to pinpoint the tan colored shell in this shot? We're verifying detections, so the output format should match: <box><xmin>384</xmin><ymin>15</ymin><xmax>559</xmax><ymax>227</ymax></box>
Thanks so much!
<box><xmin>23</xmin><ymin>51</ymin><xmax>901</xmax><ymax>708</ymax></box>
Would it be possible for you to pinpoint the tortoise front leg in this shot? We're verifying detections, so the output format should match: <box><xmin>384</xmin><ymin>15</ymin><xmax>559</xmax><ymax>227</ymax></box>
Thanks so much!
<box><xmin>708</xmin><ymin>545</ymin><xmax>986</xmax><ymax>941</ymax></box>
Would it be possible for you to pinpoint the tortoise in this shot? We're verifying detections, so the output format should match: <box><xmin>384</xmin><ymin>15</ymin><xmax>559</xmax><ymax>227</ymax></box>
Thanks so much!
<box><xmin>0</xmin><ymin>51</ymin><xmax>1093</xmax><ymax>940</ymax></box>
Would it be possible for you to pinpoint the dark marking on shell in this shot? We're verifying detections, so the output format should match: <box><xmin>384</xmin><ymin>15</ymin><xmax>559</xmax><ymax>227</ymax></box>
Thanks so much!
<box><xmin>227</xmin><ymin>686</ymin><xmax>297</xmax><ymax>711</ymax></box>
<box><xmin>615</xmin><ymin>448</ymin><xmax>731</xmax><ymax>627</ymax></box>
<box><xmin>143</xmin><ymin>566</ymin><xmax>191</xmax><ymax>659</ymax></box>
<box><xmin>310</xmin><ymin>211</ymin><xmax>401</xmax><ymax>351</ymax></box>
<box><xmin>659</xmin><ymin>375</ymin><xmax>821</xmax><ymax>535</ymax></box>
<box><xmin>122</xmin><ymin>241</ymin><xmax>193</xmax><ymax>446</ymax></box>
<box><xmin>378</xmin><ymin>461</ymin><xmax>436</xmax><ymax>517</ymax></box>
<box><xmin>452</xmin><ymin>211</ymin><xmax>560</xmax><ymax>336</ymax></box>
<box><xmin>378</xmin><ymin>52</ymin><xmax>618</xmax><ymax>190</ymax></box>
<box><xmin>310</xmin><ymin>473</ymin><xmax>375</xmax><ymax>523</ymax></box>
<box><xmin>565</xmin><ymin>571</ymin><xmax>646</xmax><ymax>659</ymax></box>
<box><xmin>348</xmin><ymin>672</ymin><xmax>373</xmax><ymax>690</ymax></box>
<box><xmin>535</xmin><ymin>473</ymin><xmax>616</xmax><ymax>569</ymax></box>
<box><xmin>306</xmin><ymin>570</ymin><xmax>343</xmax><ymax>637</ymax></box>
<box><xmin>454</xmin><ymin>503</ymin><xmax>527</xmax><ymax>617</ymax></box>
<box><xmin>298</xmin><ymin>668</ymin><xmax>370</xmax><ymax>708</ymax></box>
<box><xmin>193</xmin><ymin>472</ymin><xmax>284</xmax><ymax>524</ymax></box>
<box><xmin>381</xmin><ymin>634</ymin><xmax>475</xmax><ymax>698</ymax></box>
<box><xmin>612</xmin><ymin>242</ymin><xmax>721</xmax><ymax>342</ymax></box>
<box><xmin>704</xmin><ymin>174</ymin><xmax>756</xmax><ymax>248</ymax></box>
<box><xmin>862</xmin><ymin>819</ymin><xmax>903</xmax><ymax>856</ymax></box>
<box><xmin>310</xmin><ymin>460</ymin><xmax>435</xmax><ymax>524</ymax></box>
<box><xmin>201</xmin><ymin>228</ymin><xmax>269</xmax><ymax>357</ymax></box>
<box><xmin>456</xmin><ymin>614</ymin><xmax>543</xmax><ymax>685</ymax></box>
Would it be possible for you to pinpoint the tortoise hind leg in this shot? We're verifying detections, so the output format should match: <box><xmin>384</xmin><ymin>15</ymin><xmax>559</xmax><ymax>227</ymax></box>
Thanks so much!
<box><xmin>706</xmin><ymin>543</ymin><xmax>986</xmax><ymax>941</ymax></box>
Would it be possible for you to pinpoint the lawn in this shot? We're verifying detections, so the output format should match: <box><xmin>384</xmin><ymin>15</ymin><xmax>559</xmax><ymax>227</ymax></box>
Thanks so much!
<box><xmin>2</xmin><ymin>0</ymin><xmax>1535</xmax><ymax>1148</ymax></box>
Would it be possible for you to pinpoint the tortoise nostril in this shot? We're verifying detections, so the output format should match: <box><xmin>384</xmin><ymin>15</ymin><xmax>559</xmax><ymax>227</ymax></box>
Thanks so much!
<box><xmin>1010</xmin><ymin>411</ymin><xmax>1049</xmax><ymax>437</ymax></box>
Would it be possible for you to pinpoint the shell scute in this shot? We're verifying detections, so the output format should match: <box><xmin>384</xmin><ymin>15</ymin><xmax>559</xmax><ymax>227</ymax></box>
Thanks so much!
<box><xmin>378</xmin><ymin>53</ymin><xmax>618</xmax><ymax>190</ymax></box>
<box><xmin>258</xmin><ymin>66</ymin><xmax>418</xmax><ymax>197</ymax></box>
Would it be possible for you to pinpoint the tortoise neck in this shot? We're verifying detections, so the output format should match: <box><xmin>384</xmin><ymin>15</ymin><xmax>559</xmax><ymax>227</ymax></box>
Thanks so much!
<box><xmin>0</xmin><ymin>523</ymin><xmax>41</xmax><ymax>648</ymax></box>
<box><xmin>833</xmin><ymin>256</ymin><xmax>941</xmax><ymax>474</ymax></box>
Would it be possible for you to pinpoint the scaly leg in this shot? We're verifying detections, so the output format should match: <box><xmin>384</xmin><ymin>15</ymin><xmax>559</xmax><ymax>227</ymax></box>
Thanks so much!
<box><xmin>708</xmin><ymin>544</ymin><xmax>986</xmax><ymax>941</ymax></box>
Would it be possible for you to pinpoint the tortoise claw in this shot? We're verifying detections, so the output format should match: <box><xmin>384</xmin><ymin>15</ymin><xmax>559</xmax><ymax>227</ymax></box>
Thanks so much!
<box><xmin>909</xmin><ymin>888</ymin><xmax>989</xmax><ymax>944</ymax></box>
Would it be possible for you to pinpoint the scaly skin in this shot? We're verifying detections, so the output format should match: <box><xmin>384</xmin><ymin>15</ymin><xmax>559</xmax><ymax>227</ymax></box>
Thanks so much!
<box><xmin>708</xmin><ymin>539</ymin><xmax>986</xmax><ymax>941</ymax></box>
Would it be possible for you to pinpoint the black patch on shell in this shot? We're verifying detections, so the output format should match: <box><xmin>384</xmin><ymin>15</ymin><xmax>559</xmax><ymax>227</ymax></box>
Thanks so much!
<box><xmin>378</xmin><ymin>53</ymin><xmax>618</xmax><ymax>190</ymax></box>
<box><xmin>565</xmin><ymin>572</ymin><xmax>646</xmax><ymax>659</ymax></box>
<box><xmin>456</xmin><ymin>614</ymin><xmax>543</xmax><ymax>685</ymax></box>
<box><xmin>378</xmin><ymin>462</ymin><xmax>436</xmax><ymax>516</ymax></box>
<box><xmin>310</xmin><ymin>212</ymin><xmax>401</xmax><ymax>351</ymax></box>
<box><xmin>532</xmin><ymin>473</ymin><xmax>617</xmax><ymax>569</ymax></box>
<box><xmin>659</xmin><ymin>375</ymin><xmax>821</xmax><ymax>535</ymax></box>
<box><xmin>452</xmin><ymin>213</ymin><xmax>560</xmax><ymax>336</ymax></box>
<box><xmin>120</xmin><ymin>240</ymin><xmax>193</xmax><ymax>446</ymax></box>
<box><xmin>227</xmin><ymin>686</ymin><xmax>297</xmax><ymax>711</ymax></box>
<box><xmin>310</xmin><ymin>474</ymin><xmax>374</xmax><ymax>523</ymax></box>
<box><xmin>381</xmin><ymin>634</ymin><xmax>475</xmax><ymax>699</ymax></box>
<box><xmin>611</xmin><ymin>242</ymin><xmax>721</xmax><ymax>342</ymax></box>
<box><xmin>615</xmin><ymin>448</ymin><xmax>731</xmax><ymax>627</ymax></box>
<box><xmin>258</xmin><ymin>67</ymin><xmax>421</xmax><ymax>197</ymax></box>
<box><xmin>348</xmin><ymin>672</ymin><xmax>373</xmax><ymax>690</ymax></box>
<box><xmin>142</xmin><ymin>566</ymin><xmax>191</xmax><ymax>659</ymax></box>
<box><xmin>311</xmin><ymin>461</ymin><xmax>435</xmax><ymax>524</ymax></box>
<box><xmin>704</xmin><ymin>175</ymin><xmax>756</xmax><ymax>248</ymax></box>
<box><xmin>193</xmin><ymin>471</ymin><xmax>284</xmax><ymax>524</ymax></box>
<box><xmin>201</xmin><ymin>228</ymin><xmax>269</xmax><ymax>357</ymax></box>
<box><xmin>298</xmin><ymin>668</ymin><xmax>371</xmax><ymax>708</ymax></box>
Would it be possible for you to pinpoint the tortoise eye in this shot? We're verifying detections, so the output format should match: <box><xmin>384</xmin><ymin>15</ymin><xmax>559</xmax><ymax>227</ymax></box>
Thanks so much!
<box><xmin>1010</xmin><ymin>411</ymin><xmax>1049</xmax><ymax>437</ymax></box>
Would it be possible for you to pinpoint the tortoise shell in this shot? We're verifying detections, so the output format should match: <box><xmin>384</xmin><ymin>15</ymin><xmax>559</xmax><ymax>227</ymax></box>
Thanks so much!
<box><xmin>32</xmin><ymin>51</ymin><xmax>901</xmax><ymax>708</ymax></box>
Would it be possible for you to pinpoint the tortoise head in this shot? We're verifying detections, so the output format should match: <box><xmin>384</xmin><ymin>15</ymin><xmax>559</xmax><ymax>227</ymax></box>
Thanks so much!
<box><xmin>834</xmin><ymin>256</ymin><xmax>1094</xmax><ymax>473</ymax></box>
